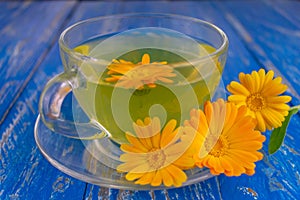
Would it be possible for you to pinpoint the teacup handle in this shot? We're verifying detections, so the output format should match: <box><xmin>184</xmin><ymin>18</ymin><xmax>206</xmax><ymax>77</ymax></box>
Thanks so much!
<box><xmin>39</xmin><ymin>72</ymin><xmax>109</xmax><ymax>140</ymax></box>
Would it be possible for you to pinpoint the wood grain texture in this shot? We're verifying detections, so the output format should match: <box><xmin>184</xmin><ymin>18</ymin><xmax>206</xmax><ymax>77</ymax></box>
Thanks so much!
<box><xmin>0</xmin><ymin>1</ymin><xmax>76</xmax><ymax>124</ymax></box>
<box><xmin>0</xmin><ymin>1</ymin><xmax>32</xmax><ymax>28</ymax></box>
<box><xmin>0</xmin><ymin>2</ymin><xmax>87</xmax><ymax>199</ymax></box>
<box><xmin>265</xmin><ymin>0</ymin><xmax>300</xmax><ymax>30</ymax></box>
<box><xmin>0</xmin><ymin>42</ymin><xmax>87</xmax><ymax>199</ymax></box>
<box><xmin>214</xmin><ymin>0</ymin><xmax>300</xmax><ymax>105</ymax></box>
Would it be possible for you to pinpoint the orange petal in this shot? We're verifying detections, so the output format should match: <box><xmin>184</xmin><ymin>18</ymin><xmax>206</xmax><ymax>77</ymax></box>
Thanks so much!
<box><xmin>142</xmin><ymin>54</ymin><xmax>150</xmax><ymax>64</ymax></box>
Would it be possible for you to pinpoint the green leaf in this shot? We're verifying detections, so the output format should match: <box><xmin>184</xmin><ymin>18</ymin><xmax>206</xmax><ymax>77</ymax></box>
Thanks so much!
<box><xmin>268</xmin><ymin>108</ymin><xmax>298</xmax><ymax>155</ymax></box>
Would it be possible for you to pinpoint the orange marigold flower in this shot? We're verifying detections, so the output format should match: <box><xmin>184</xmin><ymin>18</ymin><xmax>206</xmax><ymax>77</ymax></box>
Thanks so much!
<box><xmin>184</xmin><ymin>99</ymin><xmax>266</xmax><ymax>176</ymax></box>
<box><xmin>117</xmin><ymin>117</ymin><xmax>196</xmax><ymax>187</ymax></box>
<box><xmin>105</xmin><ymin>54</ymin><xmax>175</xmax><ymax>90</ymax></box>
<box><xmin>227</xmin><ymin>69</ymin><xmax>291</xmax><ymax>132</ymax></box>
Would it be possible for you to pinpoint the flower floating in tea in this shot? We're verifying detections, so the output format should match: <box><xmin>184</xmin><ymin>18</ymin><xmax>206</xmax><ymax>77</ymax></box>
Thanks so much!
<box><xmin>105</xmin><ymin>54</ymin><xmax>176</xmax><ymax>90</ymax></box>
<box><xmin>184</xmin><ymin>99</ymin><xmax>265</xmax><ymax>176</ymax></box>
<box><xmin>227</xmin><ymin>69</ymin><xmax>291</xmax><ymax>132</ymax></box>
<box><xmin>117</xmin><ymin>117</ymin><xmax>195</xmax><ymax>187</ymax></box>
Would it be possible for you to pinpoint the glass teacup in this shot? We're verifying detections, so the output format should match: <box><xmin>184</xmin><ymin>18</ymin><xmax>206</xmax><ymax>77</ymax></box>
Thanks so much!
<box><xmin>39</xmin><ymin>13</ymin><xmax>228</xmax><ymax>145</ymax></box>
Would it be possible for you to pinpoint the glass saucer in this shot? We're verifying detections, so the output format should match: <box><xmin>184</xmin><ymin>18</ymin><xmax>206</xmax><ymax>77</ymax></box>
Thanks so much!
<box><xmin>34</xmin><ymin>115</ymin><xmax>214</xmax><ymax>190</ymax></box>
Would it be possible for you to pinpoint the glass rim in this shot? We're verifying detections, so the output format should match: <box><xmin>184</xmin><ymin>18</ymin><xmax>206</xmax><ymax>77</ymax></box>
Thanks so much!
<box><xmin>59</xmin><ymin>13</ymin><xmax>229</xmax><ymax>65</ymax></box>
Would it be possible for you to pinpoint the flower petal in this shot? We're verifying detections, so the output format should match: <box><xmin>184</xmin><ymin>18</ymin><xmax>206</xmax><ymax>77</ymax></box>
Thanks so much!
<box><xmin>151</xmin><ymin>170</ymin><xmax>163</xmax><ymax>186</ymax></box>
<box><xmin>165</xmin><ymin>164</ymin><xmax>187</xmax><ymax>187</ymax></box>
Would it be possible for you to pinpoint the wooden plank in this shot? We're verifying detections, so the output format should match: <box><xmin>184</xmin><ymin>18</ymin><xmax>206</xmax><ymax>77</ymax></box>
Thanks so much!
<box><xmin>266</xmin><ymin>0</ymin><xmax>300</xmax><ymax>28</ymax></box>
<box><xmin>0</xmin><ymin>1</ymin><xmax>77</xmax><ymax>124</ymax></box>
<box><xmin>0</xmin><ymin>2</ymin><xmax>88</xmax><ymax>199</ymax></box>
<box><xmin>0</xmin><ymin>44</ymin><xmax>87</xmax><ymax>198</ymax></box>
<box><xmin>211</xmin><ymin>1</ymin><xmax>300</xmax><ymax>199</ymax></box>
<box><xmin>214</xmin><ymin>0</ymin><xmax>300</xmax><ymax>105</ymax></box>
<box><xmin>0</xmin><ymin>1</ymin><xmax>32</xmax><ymax>28</ymax></box>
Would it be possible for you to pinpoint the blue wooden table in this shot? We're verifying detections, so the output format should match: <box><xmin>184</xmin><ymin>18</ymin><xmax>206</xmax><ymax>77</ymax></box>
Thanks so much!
<box><xmin>1</xmin><ymin>1</ymin><xmax>300</xmax><ymax>199</ymax></box>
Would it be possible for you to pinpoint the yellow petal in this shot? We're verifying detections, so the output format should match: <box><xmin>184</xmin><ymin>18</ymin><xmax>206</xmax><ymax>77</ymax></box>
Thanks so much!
<box><xmin>258</xmin><ymin>69</ymin><xmax>266</xmax><ymax>90</ymax></box>
<box><xmin>119</xmin><ymin>153</ymin><xmax>147</xmax><ymax>162</ymax></box>
<box><xmin>129</xmin><ymin>162</ymin><xmax>150</xmax><ymax>173</ymax></box>
<box><xmin>151</xmin><ymin>170</ymin><xmax>162</xmax><ymax>186</ymax></box>
<box><xmin>135</xmin><ymin>171</ymin><xmax>155</xmax><ymax>185</ymax></box>
<box><xmin>227</xmin><ymin>81</ymin><xmax>250</xmax><ymax>96</ymax></box>
<box><xmin>261</xmin><ymin>109</ymin><xmax>282</xmax><ymax>128</ymax></box>
<box><xmin>121</xmin><ymin>144</ymin><xmax>146</xmax><ymax>153</ymax></box>
<box><xmin>251</xmin><ymin>70</ymin><xmax>260</xmax><ymax>92</ymax></box>
<box><xmin>125</xmin><ymin>172</ymin><xmax>144</xmax><ymax>181</ymax></box>
<box><xmin>263</xmin><ymin>70</ymin><xmax>274</xmax><ymax>86</ymax></box>
<box><xmin>162</xmin><ymin>169</ymin><xmax>174</xmax><ymax>187</ymax></box>
<box><xmin>117</xmin><ymin>162</ymin><xmax>141</xmax><ymax>172</ymax></box>
<box><xmin>255</xmin><ymin>111</ymin><xmax>266</xmax><ymax>132</ymax></box>
<box><xmin>165</xmin><ymin>164</ymin><xmax>187</xmax><ymax>187</ymax></box>
<box><xmin>267</xmin><ymin>103</ymin><xmax>290</xmax><ymax>112</ymax></box>
<box><xmin>239</xmin><ymin>72</ymin><xmax>246</xmax><ymax>85</ymax></box>
<box><xmin>160</xmin><ymin>120</ymin><xmax>180</xmax><ymax>147</ymax></box>
<box><xmin>132</xmin><ymin>123</ymin><xmax>153</xmax><ymax>149</ymax></box>
<box><xmin>244</xmin><ymin>74</ymin><xmax>255</xmax><ymax>93</ymax></box>
<box><xmin>173</xmin><ymin>156</ymin><xmax>195</xmax><ymax>169</ymax></box>
<box><xmin>266</xmin><ymin>96</ymin><xmax>292</xmax><ymax>104</ymax></box>
<box><xmin>125</xmin><ymin>133</ymin><xmax>150</xmax><ymax>152</ymax></box>
<box><xmin>228</xmin><ymin>95</ymin><xmax>247</xmax><ymax>103</ymax></box>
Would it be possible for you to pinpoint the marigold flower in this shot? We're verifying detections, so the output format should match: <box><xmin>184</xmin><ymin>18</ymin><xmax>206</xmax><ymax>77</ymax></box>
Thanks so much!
<box><xmin>184</xmin><ymin>99</ymin><xmax>266</xmax><ymax>176</ymax></box>
<box><xmin>227</xmin><ymin>69</ymin><xmax>291</xmax><ymax>132</ymax></box>
<box><xmin>105</xmin><ymin>54</ymin><xmax>176</xmax><ymax>90</ymax></box>
<box><xmin>117</xmin><ymin>117</ymin><xmax>196</xmax><ymax>187</ymax></box>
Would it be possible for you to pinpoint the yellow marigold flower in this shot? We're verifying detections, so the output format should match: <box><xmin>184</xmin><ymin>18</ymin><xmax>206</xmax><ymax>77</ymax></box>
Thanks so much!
<box><xmin>117</xmin><ymin>117</ymin><xmax>196</xmax><ymax>187</ymax></box>
<box><xmin>227</xmin><ymin>69</ymin><xmax>291</xmax><ymax>132</ymax></box>
<box><xmin>105</xmin><ymin>54</ymin><xmax>176</xmax><ymax>90</ymax></box>
<box><xmin>184</xmin><ymin>99</ymin><xmax>266</xmax><ymax>176</ymax></box>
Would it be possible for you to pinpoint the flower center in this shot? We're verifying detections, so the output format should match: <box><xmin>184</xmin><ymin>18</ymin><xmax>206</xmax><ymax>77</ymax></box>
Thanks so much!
<box><xmin>246</xmin><ymin>93</ymin><xmax>265</xmax><ymax>111</ymax></box>
<box><xmin>147</xmin><ymin>148</ymin><xmax>166</xmax><ymax>169</ymax></box>
<box><xmin>206</xmin><ymin>136</ymin><xmax>229</xmax><ymax>157</ymax></box>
